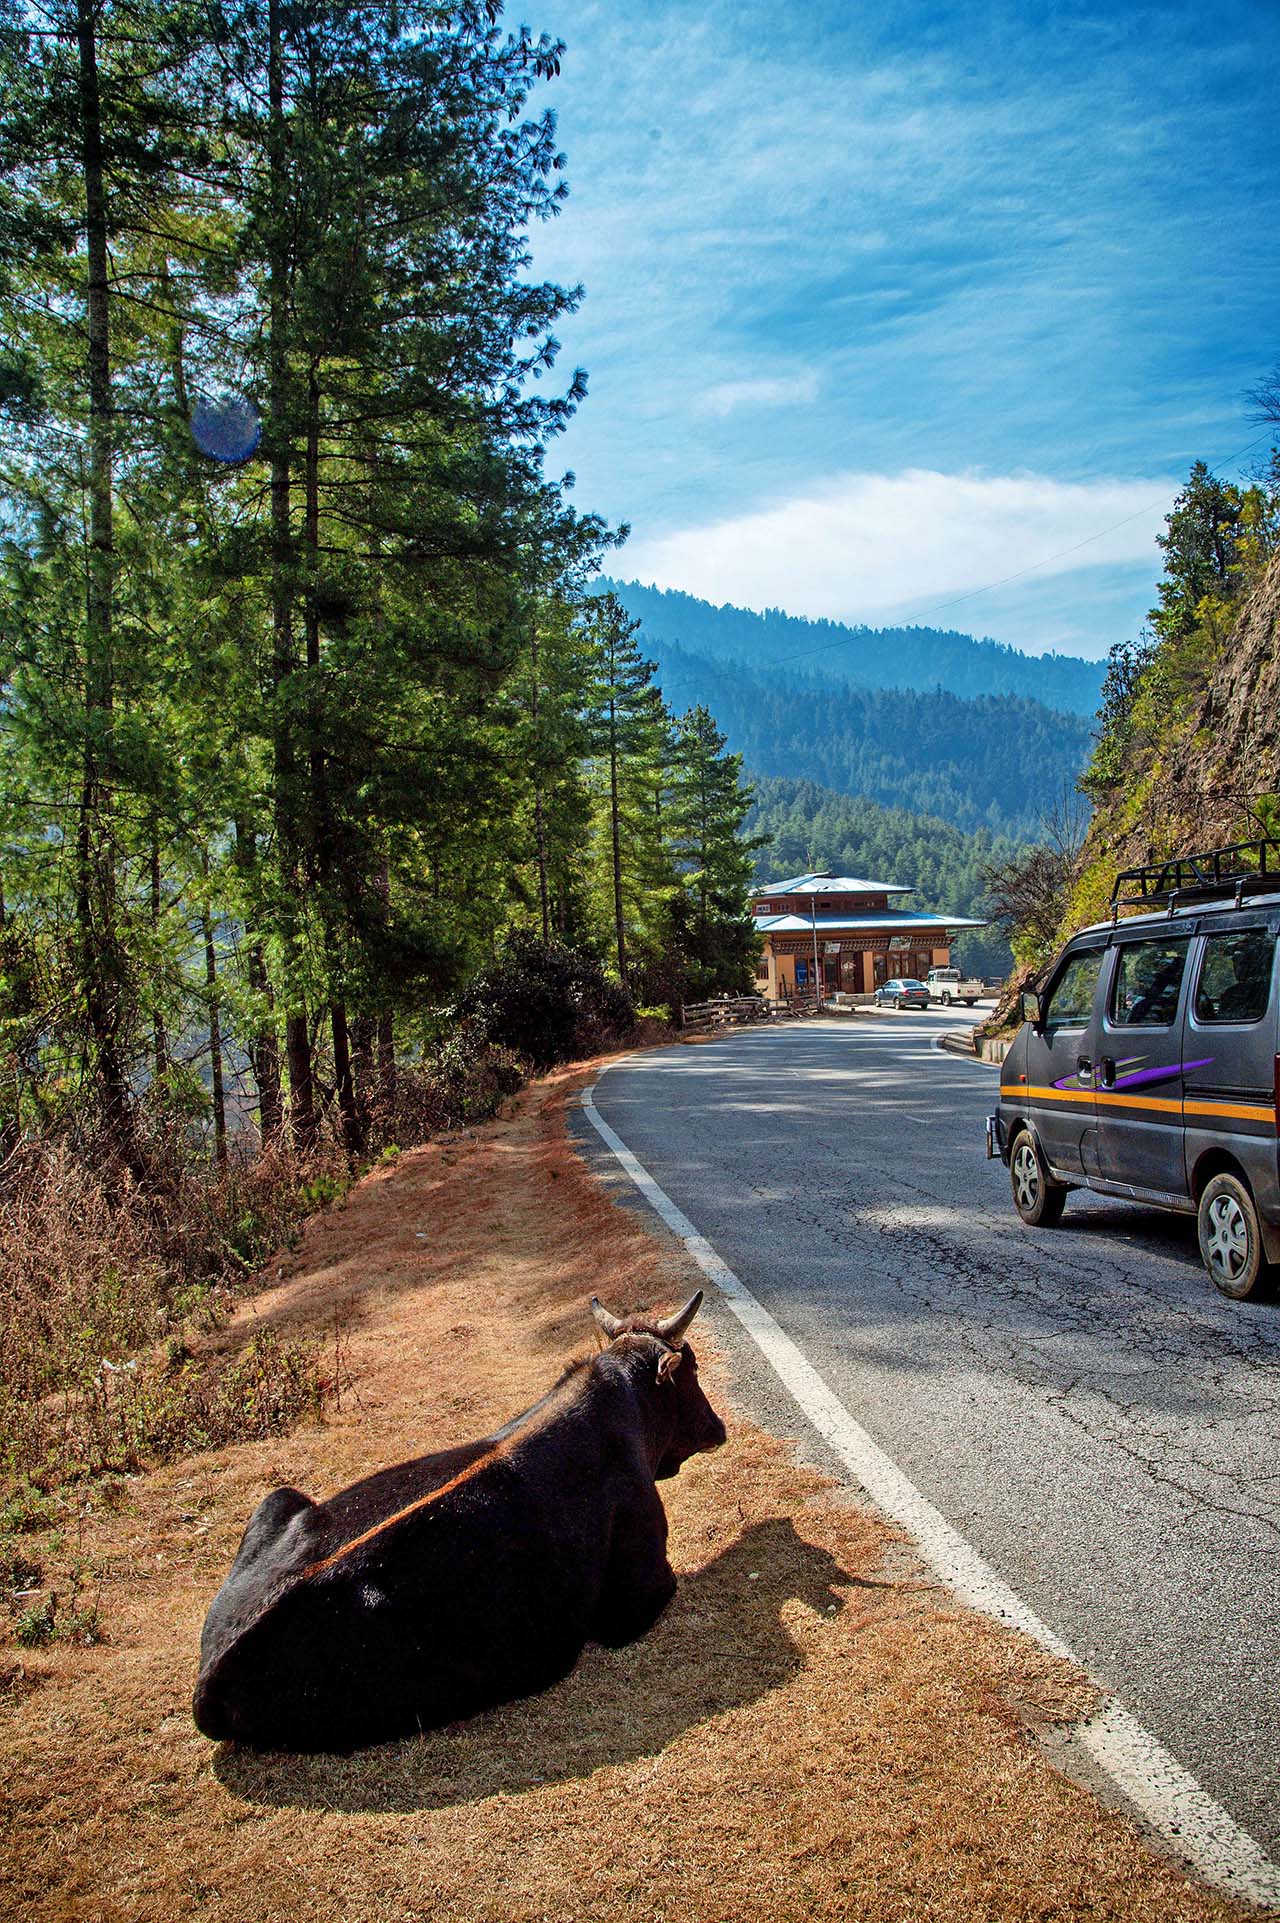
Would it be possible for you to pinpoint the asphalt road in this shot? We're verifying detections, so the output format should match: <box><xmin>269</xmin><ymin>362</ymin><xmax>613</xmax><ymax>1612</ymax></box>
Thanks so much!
<box><xmin>583</xmin><ymin>1008</ymin><xmax>1280</xmax><ymax>1859</ymax></box>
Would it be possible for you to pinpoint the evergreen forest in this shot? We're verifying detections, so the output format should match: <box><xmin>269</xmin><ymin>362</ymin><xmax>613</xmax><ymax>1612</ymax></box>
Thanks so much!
<box><xmin>603</xmin><ymin>578</ymin><xmax>1107</xmax><ymax>715</ymax></box>
<box><xmin>0</xmin><ymin>0</ymin><xmax>760</xmax><ymax>1179</ymax></box>
<box><xmin>654</xmin><ymin>642</ymin><xmax>1093</xmax><ymax>840</ymax></box>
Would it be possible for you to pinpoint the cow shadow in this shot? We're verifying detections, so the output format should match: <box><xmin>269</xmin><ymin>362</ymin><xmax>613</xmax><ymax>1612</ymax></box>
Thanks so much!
<box><xmin>212</xmin><ymin>1516</ymin><xmax>865</xmax><ymax>1814</ymax></box>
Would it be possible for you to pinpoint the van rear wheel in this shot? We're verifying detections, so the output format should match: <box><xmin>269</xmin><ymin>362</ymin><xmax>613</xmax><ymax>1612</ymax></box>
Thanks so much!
<box><xmin>1010</xmin><ymin>1133</ymin><xmax>1066</xmax><ymax>1227</ymax></box>
<box><xmin>1197</xmin><ymin>1174</ymin><xmax>1269</xmax><ymax>1299</ymax></box>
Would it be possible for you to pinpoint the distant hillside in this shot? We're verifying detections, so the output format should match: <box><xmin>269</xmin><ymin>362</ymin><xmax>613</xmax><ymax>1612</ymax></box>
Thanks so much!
<box><xmin>745</xmin><ymin>775</ymin><xmax>1017</xmax><ymax>976</ymax></box>
<box><xmin>653</xmin><ymin>641</ymin><xmax>1093</xmax><ymax>841</ymax></box>
<box><xmin>606</xmin><ymin>578</ymin><xmax>1105</xmax><ymax>716</ymax></box>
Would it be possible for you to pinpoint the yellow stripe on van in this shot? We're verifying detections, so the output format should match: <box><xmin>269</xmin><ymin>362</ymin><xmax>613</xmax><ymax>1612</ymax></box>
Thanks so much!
<box><xmin>1183</xmin><ymin>1097</ymin><xmax>1275</xmax><ymax>1123</ymax></box>
<box><xmin>1000</xmin><ymin>1085</ymin><xmax>1275</xmax><ymax>1126</ymax></box>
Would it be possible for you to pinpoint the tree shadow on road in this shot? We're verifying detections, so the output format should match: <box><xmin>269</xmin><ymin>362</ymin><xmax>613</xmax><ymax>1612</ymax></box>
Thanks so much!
<box><xmin>212</xmin><ymin>1516</ymin><xmax>859</xmax><ymax>1815</ymax></box>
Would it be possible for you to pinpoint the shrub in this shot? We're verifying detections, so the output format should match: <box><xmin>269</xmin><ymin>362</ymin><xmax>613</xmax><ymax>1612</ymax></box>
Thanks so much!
<box><xmin>0</xmin><ymin>1134</ymin><xmax>338</xmax><ymax>1494</ymax></box>
<box><xmin>454</xmin><ymin>936</ymin><xmax>635</xmax><ymax>1070</ymax></box>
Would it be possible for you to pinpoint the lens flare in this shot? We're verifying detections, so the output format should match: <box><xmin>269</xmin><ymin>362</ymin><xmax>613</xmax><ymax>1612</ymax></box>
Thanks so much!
<box><xmin>191</xmin><ymin>398</ymin><xmax>262</xmax><ymax>464</ymax></box>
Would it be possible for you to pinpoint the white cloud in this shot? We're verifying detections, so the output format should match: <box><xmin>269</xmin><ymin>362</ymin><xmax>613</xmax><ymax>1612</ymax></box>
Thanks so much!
<box><xmin>695</xmin><ymin>372</ymin><xmax>820</xmax><ymax>418</ymax></box>
<box><xmin>622</xmin><ymin>468</ymin><xmax>1176</xmax><ymax>634</ymax></box>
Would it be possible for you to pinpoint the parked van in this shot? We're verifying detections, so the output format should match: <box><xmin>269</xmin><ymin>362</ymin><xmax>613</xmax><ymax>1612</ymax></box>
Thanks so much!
<box><xmin>987</xmin><ymin>840</ymin><xmax>1280</xmax><ymax>1299</ymax></box>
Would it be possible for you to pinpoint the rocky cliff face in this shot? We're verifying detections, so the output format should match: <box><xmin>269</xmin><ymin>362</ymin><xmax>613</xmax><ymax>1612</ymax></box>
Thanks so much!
<box><xmin>979</xmin><ymin>551</ymin><xmax>1279</xmax><ymax>1037</ymax></box>
<box><xmin>1070</xmin><ymin>550</ymin><xmax>1280</xmax><ymax>920</ymax></box>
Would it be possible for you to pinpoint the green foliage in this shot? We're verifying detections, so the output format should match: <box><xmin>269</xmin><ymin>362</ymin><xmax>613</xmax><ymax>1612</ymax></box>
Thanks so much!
<box><xmin>1083</xmin><ymin>460</ymin><xmax>1279</xmax><ymax>804</ymax></box>
<box><xmin>667</xmin><ymin>707</ymin><xmax>764</xmax><ymax>999</ymax></box>
<box><xmin>455</xmin><ymin>936</ymin><xmax>634</xmax><ymax>1070</ymax></box>
<box><xmin>0</xmin><ymin>1</ymin><xmax>759</xmax><ymax>1169</ymax></box>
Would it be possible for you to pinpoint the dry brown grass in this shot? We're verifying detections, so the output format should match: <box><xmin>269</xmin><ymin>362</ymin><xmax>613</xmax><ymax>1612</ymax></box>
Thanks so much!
<box><xmin>0</xmin><ymin>1136</ymin><xmax>345</xmax><ymax>1491</ymax></box>
<box><xmin>0</xmin><ymin>1063</ymin><xmax>1267</xmax><ymax>1923</ymax></box>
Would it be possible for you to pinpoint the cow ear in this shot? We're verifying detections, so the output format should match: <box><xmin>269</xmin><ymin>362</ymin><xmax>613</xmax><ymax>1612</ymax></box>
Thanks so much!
<box><xmin>656</xmin><ymin>1348</ymin><xmax>683</xmax><ymax>1385</ymax></box>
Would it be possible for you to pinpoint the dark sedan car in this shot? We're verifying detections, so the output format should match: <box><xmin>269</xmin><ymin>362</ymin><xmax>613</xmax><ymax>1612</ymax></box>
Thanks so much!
<box><xmin>873</xmin><ymin>977</ymin><xmax>931</xmax><ymax>1009</ymax></box>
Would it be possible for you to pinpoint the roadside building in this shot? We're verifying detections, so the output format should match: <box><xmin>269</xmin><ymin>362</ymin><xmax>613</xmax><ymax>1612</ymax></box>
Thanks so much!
<box><xmin>752</xmin><ymin>870</ymin><xmax>986</xmax><ymax>1002</ymax></box>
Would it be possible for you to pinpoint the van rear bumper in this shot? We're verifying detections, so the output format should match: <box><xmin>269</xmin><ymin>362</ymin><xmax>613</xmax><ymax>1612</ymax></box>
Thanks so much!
<box><xmin>986</xmin><ymin>1112</ymin><xmax>1008</xmax><ymax>1163</ymax></box>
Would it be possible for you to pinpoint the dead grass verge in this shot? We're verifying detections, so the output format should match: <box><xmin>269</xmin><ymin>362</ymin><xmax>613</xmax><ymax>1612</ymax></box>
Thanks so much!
<box><xmin>0</xmin><ymin>1061</ymin><xmax>1266</xmax><ymax>1922</ymax></box>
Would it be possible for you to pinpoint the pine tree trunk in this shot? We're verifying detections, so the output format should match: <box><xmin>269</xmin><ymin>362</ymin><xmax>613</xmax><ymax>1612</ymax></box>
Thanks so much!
<box><xmin>248</xmin><ymin>942</ymin><xmax>283</xmax><ymax>1142</ymax></box>
<box><xmin>201</xmin><ymin>878</ymin><xmax>227</xmax><ymax>1168</ymax></box>
<box><xmin>609</xmin><ymin>696</ymin><xmax>627</xmax><ymax>984</ymax></box>
<box><xmin>74</xmin><ymin>0</ymin><xmax>140</xmax><ymax>1168</ymax></box>
<box><xmin>377</xmin><ymin>1011</ymin><xmax>396</xmax><ymax>1110</ymax></box>
<box><xmin>331</xmin><ymin>1002</ymin><xmax>363</xmax><ymax>1155</ymax></box>
<box><xmin>149</xmin><ymin>826</ymin><xmax>168</xmax><ymax>1085</ymax></box>
<box><xmin>267</xmin><ymin>0</ymin><xmax>315</xmax><ymax>1152</ymax></box>
<box><xmin>530</xmin><ymin>620</ymin><xmax>550</xmax><ymax>941</ymax></box>
<box><xmin>372</xmin><ymin>859</ymin><xmax>396</xmax><ymax>1114</ymax></box>
<box><xmin>233</xmin><ymin>820</ymin><xmax>283</xmax><ymax>1141</ymax></box>
<box><xmin>0</xmin><ymin>881</ymin><xmax>15</xmax><ymax>1162</ymax></box>
<box><xmin>351</xmin><ymin>1015</ymin><xmax>375</xmax><ymax>1128</ymax></box>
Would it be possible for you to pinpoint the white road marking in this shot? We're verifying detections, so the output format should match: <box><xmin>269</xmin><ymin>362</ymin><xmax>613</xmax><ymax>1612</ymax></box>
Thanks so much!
<box><xmin>581</xmin><ymin>1067</ymin><xmax>1280</xmax><ymax>1909</ymax></box>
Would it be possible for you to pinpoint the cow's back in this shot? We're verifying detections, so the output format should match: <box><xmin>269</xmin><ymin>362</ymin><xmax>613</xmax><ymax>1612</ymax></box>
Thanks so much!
<box><xmin>193</xmin><ymin>1419</ymin><xmax>623</xmax><ymax>1751</ymax></box>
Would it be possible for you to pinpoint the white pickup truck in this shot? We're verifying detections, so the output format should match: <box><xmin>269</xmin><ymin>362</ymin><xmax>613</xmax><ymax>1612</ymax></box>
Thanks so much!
<box><xmin>926</xmin><ymin>966</ymin><xmax>984</xmax><ymax>1007</ymax></box>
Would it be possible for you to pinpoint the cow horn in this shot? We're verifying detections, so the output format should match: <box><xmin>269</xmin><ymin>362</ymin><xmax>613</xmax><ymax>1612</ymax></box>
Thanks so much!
<box><xmin>590</xmin><ymin>1296</ymin><xmax>626</xmax><ymax>1340</ymax></box>
<box><xmin>655</xmin><ymin>1289</ymin><xmax>703</xmax><ymax>1345</ymax></box>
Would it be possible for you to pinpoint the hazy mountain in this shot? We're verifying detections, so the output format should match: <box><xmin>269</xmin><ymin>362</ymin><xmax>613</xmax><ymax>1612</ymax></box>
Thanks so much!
<box><xmin>653</xmin><ymin>640</ymin><xmax>1093</xmax><ymax>841</ymax></box>
<box><xmin>605</xmin><ymin>578</ymin><xmax>1105</xmax><ymax>717</ymax></box>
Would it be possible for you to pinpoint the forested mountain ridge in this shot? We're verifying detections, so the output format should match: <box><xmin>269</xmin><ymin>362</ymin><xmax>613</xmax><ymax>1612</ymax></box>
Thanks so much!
<box><xmin>604</xmin><ymin>578</ymin><xmax>1106</xmax><ymax>715</ymax></box>
<box><xmin>653</xmin><ymin>641</ymin><xmax>1092</xmax><ymax>840</ymax></box>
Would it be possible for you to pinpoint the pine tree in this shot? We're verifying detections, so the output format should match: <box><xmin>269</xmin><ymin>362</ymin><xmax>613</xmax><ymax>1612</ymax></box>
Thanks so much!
<box><xmin>581</xmin><ymin>592</ymin><xmax>676</xmax><ymax>988</ymax></box>
<box><xmin>668</xmin><ymin>706</ymin><xmax>762</xmax><ymax>1000</ymax></box>
<box><xmin>0</xmin><ymin>0</ymin><xmax>221</xmax><ymax>1159</ymax></box>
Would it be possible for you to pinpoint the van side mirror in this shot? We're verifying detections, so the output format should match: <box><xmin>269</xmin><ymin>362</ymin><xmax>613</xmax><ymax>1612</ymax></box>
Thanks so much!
<box><xmin>1021</xmin><ymin>990</ymin><xmax>1044</xmax><ymax>1027</ymax></box>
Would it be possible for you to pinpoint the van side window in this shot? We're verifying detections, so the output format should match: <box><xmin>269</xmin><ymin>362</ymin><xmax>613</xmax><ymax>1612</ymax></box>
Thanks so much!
<box><xmin>1044</xmin><ymin>950</ymin><xmax>1103</xmax><ymax>1027</ymax></box>
<box><xmin>1110</xmin><ymin>938</ymin><xmax>1189</xmax><ymax>1027</ymax></box>
<box><xmin>1194</xmin><ymin>928</ymin><xmax>1275</xmax><ymax>1024</ymax></box>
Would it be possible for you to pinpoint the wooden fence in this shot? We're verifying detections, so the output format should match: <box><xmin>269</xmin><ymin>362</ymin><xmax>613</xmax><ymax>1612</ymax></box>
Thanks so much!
<box><xmin>679</xmin><ymin>994</ymin><xmax>818</xmax><ymax>1034</ymax></box>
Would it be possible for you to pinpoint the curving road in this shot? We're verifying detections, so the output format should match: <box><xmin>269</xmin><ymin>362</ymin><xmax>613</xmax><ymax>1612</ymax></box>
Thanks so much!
<box><xmin>584</xmin><ymin>1009</ymin><xmax>1280</xmax><ymax>1860</ymax></box>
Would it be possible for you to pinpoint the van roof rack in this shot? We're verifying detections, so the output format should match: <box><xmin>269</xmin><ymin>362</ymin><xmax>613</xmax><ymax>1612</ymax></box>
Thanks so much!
<box><xmin>1110</xmin><ymin>838</ymin><xmax>1280</xmax><ymax>920</ymax></box>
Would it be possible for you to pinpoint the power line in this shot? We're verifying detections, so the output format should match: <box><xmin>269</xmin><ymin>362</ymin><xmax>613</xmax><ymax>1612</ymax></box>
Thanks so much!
<box><xmin>771</xmin><ymin>432</ymin><xmax>1275</xmax><ymax>667</ymax></box>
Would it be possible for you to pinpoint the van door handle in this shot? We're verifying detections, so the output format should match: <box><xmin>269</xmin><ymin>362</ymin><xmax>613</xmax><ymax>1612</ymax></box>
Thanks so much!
<box><xmin>1077</xmin><ymin>1054</ymin><xmax>1093</xmax><ymax>1083</ymax></box>
<box><xmin>1097</xmin><ymin>1056</ymin><xmax>1117</xmax><ymax>1089</ymax></box>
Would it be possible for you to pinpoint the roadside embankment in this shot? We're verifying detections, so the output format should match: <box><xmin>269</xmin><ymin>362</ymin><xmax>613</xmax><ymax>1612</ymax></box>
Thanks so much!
<box><xmin>1</xmin><ymin>1060</ymin><xmax>1264</xmax><ymax>1923</ymax></box>
<box><xmin>938</xmin><ymin>1027</ymin><xmax>1012</xmax><ymax>1063</ymax></box>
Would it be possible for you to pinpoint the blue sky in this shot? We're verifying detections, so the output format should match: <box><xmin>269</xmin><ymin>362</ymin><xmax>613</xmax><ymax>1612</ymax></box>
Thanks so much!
<box><xmin>526</xmin><ymin>0</ymin><xmax>1280</xmax><ymax>660</ymax></box>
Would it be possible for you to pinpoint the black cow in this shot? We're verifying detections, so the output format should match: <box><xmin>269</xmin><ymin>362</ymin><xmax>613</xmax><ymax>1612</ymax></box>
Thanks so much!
<box><xmin>192</xmin><ymin>1290</ymin><xmax>725</xmax><ymax>1752</ymax></box>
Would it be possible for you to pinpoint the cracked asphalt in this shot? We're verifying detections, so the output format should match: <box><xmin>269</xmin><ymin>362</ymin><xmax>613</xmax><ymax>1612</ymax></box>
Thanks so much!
<box><xmin>578</xmin><ymin>1010</ymin><xmax>1280</xmax><ymax>1858</ymax></box>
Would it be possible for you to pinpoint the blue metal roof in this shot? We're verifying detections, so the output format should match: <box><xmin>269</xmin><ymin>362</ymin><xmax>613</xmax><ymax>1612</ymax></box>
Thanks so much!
<box><xmin>751</xmin><ymin>872</ymin><xmax>911</xmax><ymax>897</ymax></box>
<box><xmin>754</xmin><ymin>911</ymin><xmax>986</xmax><ymax>933</ymax></box>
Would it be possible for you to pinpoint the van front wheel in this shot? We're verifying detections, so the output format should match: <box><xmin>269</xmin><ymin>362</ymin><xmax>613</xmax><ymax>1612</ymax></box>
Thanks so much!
<box><xmin>1010</xmin><ymin>1133</ymin><xmax>1066</xmax><ymax>1227</ymax></box>
<box><xmin>1198</xmin><ymin>1174</ymin><xmax>1269</xmax><ymax>1299</ymax></box>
